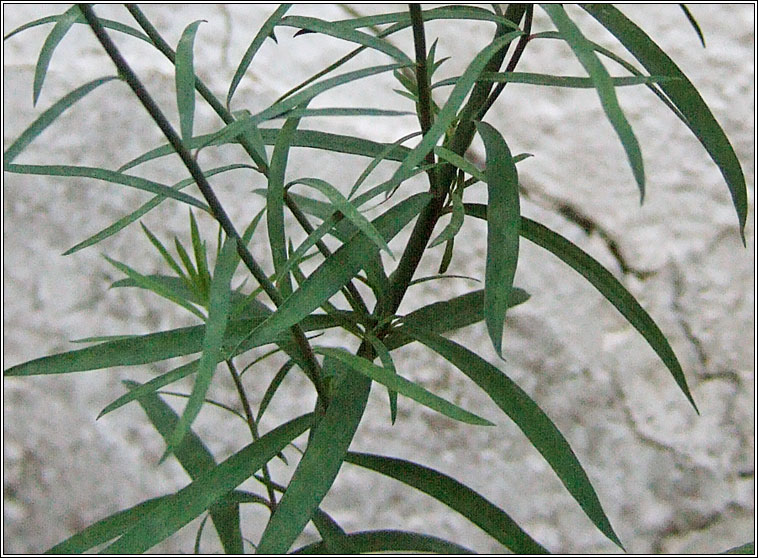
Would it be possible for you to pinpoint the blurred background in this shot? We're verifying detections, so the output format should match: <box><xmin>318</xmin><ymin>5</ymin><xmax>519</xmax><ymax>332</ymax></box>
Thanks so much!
<box><xmin>3</xmin><ymin>4</ymin><xmax>754</xmax><ymax>553</ymax></box>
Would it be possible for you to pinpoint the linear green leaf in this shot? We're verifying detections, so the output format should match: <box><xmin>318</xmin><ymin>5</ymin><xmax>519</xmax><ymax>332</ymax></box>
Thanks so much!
<box><xmin>256</xmin><ymin>358</ymin><xmax>371</xmax><ymax>554</ymax></box>
<box><xmin>4</xmin><ymin>76</ymin><xmax>118</xmax><ymax>164</ymax></box>
<box><xmin>333</xmin><ymin>5</ymin><xmax>519</xmax><ymax>31</ymax></box>
<box><xmin>406</xmin><ymin>326</ymin><xmax>623</xmax><ymax>549</ymax></box>
<box><xmin>274</xmin><ymin>107</ymin><xmax>414</xmax><ymax>119</ymax></box>
<box><xmin>311</xmin><ymin>509</ymin><xmax>359</xmax><ymax>554</ymax></box>
<box><xmin>723</xmin><ymin>542</ymin><xmax>755</xmax><ymax>555</ymax></box>
<box><xmin>33</xmin><ymin>5</ymin><xmax>80</xmax><ymax>105</ymax></box>
<box><xmin>3</xmin><ymin>164</ymin><xmax>209</xmax><ymax>211</ymax></box>
<box><xmin>679</xmin><ymin>5</ymin><xmax>706</xmax><ymax>48</ymax></box>
<box><xmin>125</xmin><ymin>380</ymin><xmax>243</xmax><ymax>553</ymax></box>
<box><xmin>476</xmin><ymin>121</ymin><xmax>520</xmax><ymax>358</ymax></box>
<box><xmin>118</xmin><ymin>128</ymin><xmax>411</xmax><ymax>173</ymax></box>
<box><xmin>465</xmin><ymin>203</ymin><xmax>698</xmax><ymax>411</ymax></box>
<box><xmin>202</xmin><ymin>63</ymin><xmax>408</xmax><ymax>150</ymax></box>
<box><xmin>227</xmin><ymin>4</ymin><xmax>291</xmax><ymax>109</ymax></box>
<box><xmin>4</xmin><ymin>13</ymin><xmax>152</xmax><ymax>43</ymax></box>
<box><xmin>165</xmin><ymin>237</ymin><xmax>240</xmax><ymax>456</ymax></box>
<box><xmin>62</xmin><ymin>164</ymin><xmax>254</xmax><ymax>255</ymax></box>
<box><xmin>386</xmin><ymin>288</ymin><xmax>529</xmax><ymax>351</ymax></box>
<box><xmin>345</xmin><ymin>452</ymin><xmax>548</xmax><ymax>554</ymax></box>
<box><xmin>428</xmin><ymin>187</ymin><xmax>464</xmax><ymax>248</ymax></box>
<box><xmin>176</xmin><ymin>20</ymin><xmax>204</xmax><ymax>142</ymax></box>
<box><xmin>433</xmin><ymin>71</ymin><xmax>675</xmax><ymax>89</ymax></box>
<box><xmin>292</xmin><ymin>529</ymin><xmax>476</xmax><ymax>554</ymax></box>
<box><xmin>542</xmin><ymin>4</ymin><xmax>645</xmax><ymax>199</ymax></box>
<box><xmin>102</xmin><ymin>413</ymin><xmax>315</xmax><ymax>553</ymax></box>
<box><xmin>350</xmin><ymin>131</ymin><xmax>421</xmax><ymax>199</ymax></box>
<box><xmin>389</xmin><ymin>30</ymin><xmax>523</xmax><ymax>186</ymax></box>
<box><xmin>44</xmin><ymin>495</ymin><xmax>168</xmax><ymax>554</ymax></box>
<box><xmin>290</xmin><ymin>177</ymin><xmax>395</xmax><ymax>259</ymax></box>
<box><xmin>582</xmin><ymin>4</ymin><xmax>747</xmax><ymax>242</ymax></box>
<box><xmin>317</xmin><ymin>348</ymin><xmax>493</xmax><ymax>426</ymax></box>
<box><xmin>4</xmin><ymin>311</ymin><xmax>338</xmax><ymax>379</ymax></box>
<box><xmin>256</xmin><ymin>360</ymin><xmax>294</xmax><ymax>422</ymax></box>
<box><xmin>278</xmin><ymin>15</ymin><xmax>413</xmax><ymax>65</ymax></box>
<box><xmin>111</xmin><ymin>274</ymin><xmax>197</xmax><ymax>304</ymax></box>
<box><xmin>268</xmin><ymin>109</ymin><xmax>306</xmax><ymax>295</ymax></box>
<box><xmin>235</xmin><ymin>193</ymin><xmax>430</xmax><ymax>351</ymax></box>
<box><xmin>364</xmin><ymin>332</ymin><xmax>399</xmax><ymax>423</ymax></box>
<box><xmin>104</xmin><ymin>256</ymin><xmax>206</xmax><ymax>320</ymax></box>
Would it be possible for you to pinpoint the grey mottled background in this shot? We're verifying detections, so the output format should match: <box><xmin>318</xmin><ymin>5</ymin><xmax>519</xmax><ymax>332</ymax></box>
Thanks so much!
<box><xmin>3</xmin><ymin>4</ymin><xmax>754</xmax><ymax>554</ymax></box>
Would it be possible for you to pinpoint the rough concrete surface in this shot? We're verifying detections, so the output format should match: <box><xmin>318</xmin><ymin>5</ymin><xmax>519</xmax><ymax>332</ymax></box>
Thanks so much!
<box><xmin>3</xmin><ymin>4</ymin><xmax>754</xmax><ymax>554</ymax></box>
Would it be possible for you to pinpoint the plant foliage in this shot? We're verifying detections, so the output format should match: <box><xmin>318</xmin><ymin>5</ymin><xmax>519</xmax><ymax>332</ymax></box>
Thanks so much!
<box><xmin>3</xmin><ymin>3</ymin><xmax>750</xmax><ymax>554</ymax></box>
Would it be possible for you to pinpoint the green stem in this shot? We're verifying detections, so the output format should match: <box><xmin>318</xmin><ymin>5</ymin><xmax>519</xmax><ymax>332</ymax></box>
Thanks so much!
<box><xmin>477</xmin><ymin>4</ymin><xmax>534</xmax><ymax>120</ymax></box>
<box><xmin>79</xmin><ymin>4</ymin><xmax>326</xmax><ymax>406</ymax></box>
<box><xmin>125</xmin><ymin>4</ymin><xmax>269</xmax><ymax>174</ymax></box>
<box><xmin>226</xmin><ymin>359</ymin><xmax>278</xmax><ymax>511</ymax></box>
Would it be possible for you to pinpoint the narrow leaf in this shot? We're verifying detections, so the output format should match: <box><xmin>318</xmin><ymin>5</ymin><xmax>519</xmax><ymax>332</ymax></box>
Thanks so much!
<box><xmin>428</xmin><ymin>187</ymin><xmax>464</xmax><ymax>248</ymax></box>
<box><xmin>125</xmin><ymin>380</ymin><xmax>243</xmax><ymax>553</ymax></box>
<box><xmin>165</xmin><ymin>237</ymin><xmax>240</xmax><ymax>456</ymax></box>
<box><xmin>62</xmin><ymin>164</ymin><xmax>254</xmax><ymax>255</ymax></box>
<box><xmin>317</xmin><ymin>348</ymin><xmax>493</xmax><ymax>426</ymax></box>
<box><xmin>405</xmin><ymin>327</ymin><xmax>623</xmax><ymax>549</ymax></box>
<box><xmin>176</xmin><ymin>20</ymin><xmax>205</xmax><ymax>142</ymax></box>
<box><xmin>44</xmin><ymin>496</ymin><xmax>169</xmax><ymax>554</ymax></box>
<box><xmin>723</xmin><ymin>542</ymin><xmax>755</xmax><ymax>555</ymax></box>
<box><xmin>465</xmin><ymin>203</ymin><xmax>698</xmax><ymax>411</ymax></box>
<box><xmin>278</xmin><ymin>15</ymin><xmax>413</xmax><ymax>65</ymax></box>
<box><xmin>290</xmin><ymin>177</ymin><xmax>395</xmax><ymax>259</ymax></box>
<box><xmin>476</xmin><ymin>121</ymin><xmax>520</xmax><ymax>358</ymax></box>
<box><xmin>4</xmin><ymin>313</ymin><xmax>338</xmax><ymax>379</ymax></box>
<box><xmin>433</xmin><ymin>71</ymin><xmax>676</xmax><ymax>89</ymax></box>
<box><xmin>3</xmin><ymin>164</ymin><xmax>209</xmax><ymax>211</ymax></box>
<box><xmin>268</xmin><ymin>108</ymin><xmax>306</xmax><ymax>295</ymax></box>
<box><xmin>582</xmin><ymin>4</ymin><xmax>747</xmax><ymax>242</ymax></box>
<box><xmin>542</xmin><ymin>4</ymin><xmax>645</xmax><ymax>198</ymax></box>
<box><xmin>118</xmin><ymin>128</ymin><xmax>412</xmax><ymax>173</ymax></box>
<box><xmin>255</xmin><ymin>361</ymin><xmax>371</xmax><ymax>554</ymax></box>
<box><xmin>104</xmin><ymin>256</ymin><xmax>206</xmax><ymax>320</ymax></box>
<box><xmin>33</xmin><ymin>5</ymin><xmax>80</xmax><ymax>105</ymax></box>
<box><xmin>4</xmin><ymin>76</ymin><xmax>118</xmax><ymax>164</ymax></box>
<box><xmin>256</xmin><ymin>360</ymin><xmax>295</xmax><ymax>422</ymax></box>
<box><xmin>227</xmin><ymin>5</ymin><xmax>291</xmax><ymax>108</ymax></box>
<box><xmin>236</xmin><ymin>193</ymin><xmax>430</xmax><ymax>351</ymax></box>
<box><xmin>680</xmin><ymin>5</ymin><xmax>706</xmax><ymax>47</ymax></box>
<box><xmin>4</xmin><ymin>13</ymin><xmax>151</xmax><ymax>43</ymax></box>
<box><xmin>292</xmin><ymin>529</ymin><xmax>476</xmax><ymax>554</ymax></box>
<box><xmin>345</xmin><ymin>452</ymin><xmax>548</xmax><ymax>554</ymax></box>
<box><xmin>102</xmin><ymin>413</ymin><xmax>315</xmax><ymax>553</ymax></box>
<box><xmin>311</xmin><ymin>510</ymin><xmax>359</xmax><ymax>554</ymax></box>
<box><xmin>386</xmin><ymin>288</ymin><xmax>530</xmax><ymax>351</ymax></box>
<box><xmin>389</xmin><ymin>30</ymin><xmax>523</xmax><ymax>186</ymax></box>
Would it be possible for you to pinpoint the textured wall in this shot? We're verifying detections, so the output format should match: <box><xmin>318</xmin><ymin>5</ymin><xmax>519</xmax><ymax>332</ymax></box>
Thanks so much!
<box><xmin>3</xmin><ymin>4</ymin><xmax>754</xmax><ymax>554</ymax></box>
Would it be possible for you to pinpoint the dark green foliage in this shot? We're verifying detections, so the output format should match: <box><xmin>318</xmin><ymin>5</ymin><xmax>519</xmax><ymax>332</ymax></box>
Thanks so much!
<box><xmin>4</xmin><ymin>4</ymin><xmax>748</xmax><ymax>554</ymax></box>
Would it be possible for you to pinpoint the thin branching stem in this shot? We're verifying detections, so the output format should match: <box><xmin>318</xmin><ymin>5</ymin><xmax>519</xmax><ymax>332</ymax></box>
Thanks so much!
<box><xmin>477</xmin><ymin>4</ymin><xmax>534</xmax><ymax>119</ymax></box>
<box><xmin>79</xmin><ymin>4</ymin><xmax>327</xmax><ymax>406</ymax></box>
<box><xmin>226</xmin><ymin>359</ymin><xmax>278</xmax><ymax>510</ymax></box>
<box><xmin>125</xmin><ymin>4</ymin><xmax>269</xmax><ymax>174</ymax></box>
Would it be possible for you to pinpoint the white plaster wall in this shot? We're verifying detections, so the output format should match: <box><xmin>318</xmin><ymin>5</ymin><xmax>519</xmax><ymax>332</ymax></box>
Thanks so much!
<box><xmin>3</xmin><ymin>4</ymin><xmax>754</xmax><ymax>554</ymax></box>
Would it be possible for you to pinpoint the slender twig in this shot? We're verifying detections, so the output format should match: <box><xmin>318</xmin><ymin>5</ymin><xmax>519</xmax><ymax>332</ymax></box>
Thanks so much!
<box><xmin>79</xmin><ymin>4</ymin><xmax>326</xmax><ymax>405</ymax></box>
<box><xmin>410</xmin><ymin>5</ymin><xmax>433</xmax><ymax>137</ymax></box>
<box><xmin>125</xmin><ymin>4</ymin><xmax>268</xmax><ymax>174</ymax></box>
<box><xmin>477</xmin><ymin>4</ymin><xmax>534</xmax><ymax>120</ymax></box>
<box><xmin>226</xmin><ymin>359</ymin><xmax>278</xmax><ymax>510</ymax></box>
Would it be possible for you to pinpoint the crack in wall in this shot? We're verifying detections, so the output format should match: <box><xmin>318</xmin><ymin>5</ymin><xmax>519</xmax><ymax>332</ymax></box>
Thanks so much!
<box><xmin>517</xmin><ymin>182</ymin><xmax>656</xmax><ymax>280</ymax></box>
